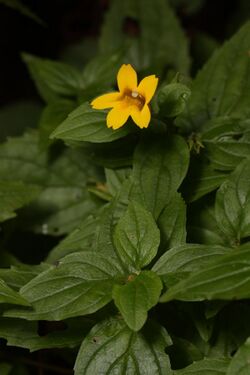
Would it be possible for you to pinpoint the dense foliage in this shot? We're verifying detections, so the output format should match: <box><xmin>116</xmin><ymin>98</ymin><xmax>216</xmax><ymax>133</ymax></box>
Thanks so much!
<box><xmin>1</xmin><ymin>0</ymin><xmax>250</xmax><ymax>374</ymax></box>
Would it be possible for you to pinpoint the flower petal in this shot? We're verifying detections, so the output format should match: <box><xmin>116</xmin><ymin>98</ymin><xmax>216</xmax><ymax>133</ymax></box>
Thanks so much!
<box><xmin>131</xmin><ymin>104</ymin><xmax>151</xmax><ymax>128</ymax></box>
<box><xmin>117</xmin><ymin>64</ymin><xmax>137</xmax><ymax>93</ymax></box>
<box><xmin>137</xmin><ymin>75</ymin><xmax>158</xmax><ymax>104</ymax></box>
<box><xmin>91</xmin><ymin>92</ymin><xmax>121</xmax><ymax>109</ymax></box>
<box><xmin>106</xmin><ymin>104</ymin><xmax>131</xmax><ymax>130</ymax></box>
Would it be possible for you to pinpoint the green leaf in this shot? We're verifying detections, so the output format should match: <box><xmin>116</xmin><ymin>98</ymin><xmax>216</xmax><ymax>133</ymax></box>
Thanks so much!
<box><xmin>21</xmin><ymin>252</ymin><xmax>124</xmax><ymax>320</ymax></box>
<box><xmin>177</xmin><ymin>21</ymin><xmax>250</xmax><ymax>133</ymax></box>
<box><xmin>160</xmin><ymin>243</ymin><xmax>250</xmax><ymax>302</ymax></box>
<box><xmin>113</xmin><ymin>271</ymin><xmax>162</xmax><ymax>331</ymax></box>
<box><xmin>0</xmin><ymin>263</ymin><xmax>49</xmax><ymax>291</ymax></box>
<box><xmin>39</xmin><ymin>99</ymin><xmax>76</xmax><ymax>148</ymax></box>
<box><xmin>22</xmin><ymin>53</ymin><xmax>83</xmax><ymax>102</ymax></box>
<box><xmin>157</xmin><ymin>83</ymin><xmax>191</xmax><ymax>118</ymax></box>
<box><xmin>0</xmin><ymin>132</ymin><xmax>99</xmax><ymax>235</ymax></box>
<box><xmin>0</xmin><ymin>317</ymin><xmax>91</xmax><ymax>352</ymax></box>
<box><xmin>0</xmin><ymin>180</ymin><xmax>41</xmax><ymax>222</ymax></box>
<box><xmin>174</xmin><ymin>358</ymin><xmax>229</xmax><ymax>374</ymax></box>
<box><xmin>153</xmin><ymin>244</ymin><xmax>230</xmax><ymax>287</ymax></box>
<box><xmin>50</xmin><ymin>102</ymin><xmax>132</xmax><ymax>143</ymax></box>
<box><xmin>99</xmin><ymin>0</ymin><xmax>190</xmax><ymax>74</ymax></box>
<box><xmin>158</xmin><ymin>193</ymin><xmax>186</xmax><ymax>250</ymax></box>
<box><xmin>215</xmin><ymin>159</ymin><xmax>250</xmax><ymax>244</ymax></box>
<box><xmin>227</xmin><ymin>337</ymin><xmax>250</xmax><ymax>375</ymax></box>
<box><xmin>132</xmin><ymin>135</ymin><xmax>189</xmax><ymax>219</ymax></box>
<box><xmin>0</xmin><ymin>279</ymin><xmax>29</xmax><ymax>306</ymax></box>
<box><xmin>201</xmin><ymin>118</ymin><xmax>250</xmax><ymax>171</ymax></box>
<box><xmin>74</xmin><ymin>317</ymin><xmax>172</xmax><ymax>375</ymax></box>
<box><xmin>114</xmin><ymin>202</ymin><xmax>160</xmax><ymax>271</ymax></box>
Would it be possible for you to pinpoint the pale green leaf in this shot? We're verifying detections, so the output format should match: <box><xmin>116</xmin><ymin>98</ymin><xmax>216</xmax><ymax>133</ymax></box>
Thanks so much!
<box><xmin>0</xmin><ymin>279</ymin><xmax>29</xmax><ymax>306</ymax></box>
<box><xmin>175</xmin><ymin>358</ymin><xmax>229</xmax><ymax>374</ymax></box>
<box><xmin>227</xmin><ymin>337</ymin><xmax>250</xmax><ymax>375</ymax></box>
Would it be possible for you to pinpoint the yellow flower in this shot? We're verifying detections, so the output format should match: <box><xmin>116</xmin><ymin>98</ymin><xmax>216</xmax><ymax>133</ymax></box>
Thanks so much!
<box><xmin>91</xmin><ymin>64</ymin><xmax>158</xmax><ymax>130</ymax></box>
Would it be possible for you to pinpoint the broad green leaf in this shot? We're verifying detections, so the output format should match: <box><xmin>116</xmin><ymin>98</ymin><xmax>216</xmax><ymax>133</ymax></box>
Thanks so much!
<box><xmin>175</xmin><ymin>358</ymin><xmax>229</xmax><ymax>374</ymax></box>
<box><xmin>201</xmin><ymin>118</ymin><xmax>250</xmax><ymax>171</ymax></box>
<box><xmin>0</xmin><ymin>263</ymin><xmax>49</xmax><ymax>291</ymax></box>
<box><xmin>160</xmin><ymin>244</ymin><xmax>250</xmax><ymax>302</ymax></box>
<box><xmin>177</xmin><ymin>21</ymin><xmax>250</xmax><ymax>133</ymax></box>
<box><xmin>0</xmin><ymin>317</ymin><xmax>90</xmax><ymax>352</ymax></box>
<box><xmin>114</xmin><ymin>202</ymin><xmax>160</xmax><ymax>271</ymax></box>
<box><xmin>112</xmin><ymin>271</ymin><xmax>162</xmax><ymax>331</ymax></box>
<box><xmin>74</xmin><ymin>317</ymin><xmax>172</xmax><ymax>375</ymax></box>
<box><xmin>105</xmin><ymin>167</ymin><xmax>131</xmax><ymax>197</ymax></box>
<box><xmin>153</xmin><ymin>244</ymin><xmax>230</xmax><ymax>287</ymax></box>
<box><xmin>227</xmin><ymin>337</ymin><xmax>250</xmax><ymax>375</ymax></box>
<box><xmin>0</xmin><ymin>132</ymin><xmax>99</xmax><ymax>235</ymax></box>
<box><xmin>0</xmin><ymin>279</ymin><xmax>29</xmax><ymax>306</ymax></box>
<box><xmin>0</xmin><ymin>180</ymin><xmax>41</xmax><ymax>222</ymax></box>
<box><xmin>99</xmin><ymin>0</ymin><xmax>190</xmax><ymax>74</ymax></box>
<box><xmin>50</xmin><ymin>102</ymin><xmax>132</xmax><ymax>143</ymax></box>
<box><xmin>132</xmin><ymin>135</ymin><xmax>189</xmax><ymax>219</ymax></box>
<box><xmin>215</xmin><ymin>159</ymin><xmax>250</xmax><ymax>244</ymax></box>
<box><xmin>21</xmin><ymin>252</ymin><xmax>124</xmax><ymax>320</ymax></box>
<box><xmin>22</xmin><ymin>53</ymin><xmax>83</xmax><ymax>102</ymax></box>
<box><xmin>157</xmin><ymin>83</ymin><xmax>191</xmax><ymax>118</ymax></box>
<box><xmin>158</xmin><ymin>193</ymin><xmax>186</xmax><ymax>250</ymax></box>
<box><xmin>39</xmin><ymin>99</ymin><xmax>76</xmax><ymax>148</ymax></box>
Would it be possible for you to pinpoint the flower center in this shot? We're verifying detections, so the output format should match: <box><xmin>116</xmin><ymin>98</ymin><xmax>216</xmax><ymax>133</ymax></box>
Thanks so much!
<box><xmin>124</xmin><ymin>90</ymin><xmax>145</xmax><ymax>110</ymax></box>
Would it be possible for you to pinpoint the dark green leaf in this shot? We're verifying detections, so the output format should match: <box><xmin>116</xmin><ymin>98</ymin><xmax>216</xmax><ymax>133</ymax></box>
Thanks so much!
<box><xmin>21</xmin><ymin>252</ymin><xmax>124</xmax><ymax>320</ymax></box>
<box><xmin>175</xmin><ymin>358</ymin><xmax>229</xmax><ymax>374</ymax></box>
<box><xmin>0</xmin><ymin>362</ymin><xmax>12</xmax><ymax>375</ymax></box>
<box><xmin>22</xmin><ymin>53</ymin><xmax>83</xmax><ymax>102</ymax></box>
<box><xmin>74</xmin><ymin>317</ymin><xmax>172</xmax><ymax>375</ymax></box>
<box><xmin>158</xmin><ymin>193</ymin><xmax>186</xmax><ymax>250</ymax></box>
<box><xmin>114</xmin><ymin>202</ymin><xmax>160</xmax><ymax>271</ymax></box>
<box><xmin>112</xmin><ymin>271</ymin><xmax>162</xmax><ymax>331</ymax></box>
<box><xmin>0</xmin><ymin>0</ymin><xmax>44</xmax><ymax>25</ymax></box>
<box><xmin>132</xmin><ymin>135</ymin><xmax>189</xmax><ymax>219</ymax></box>
<box><xmin>50</xmin><ymin>102</ymin><xmax>132</xmax><ymax>143</ymax></box>
<box><xmin>160</xmin><ymin>244</ymin><xmax>250</xmax><ymax>302</ymax></box>
<box><xmin>0</xmin><ymin>181</ymin><xmax>41</xmax><ymax>222</ymax></box>
<box><xmin>177</xmin><ymin>21</ymin><xmax>250</xmax><ymax>133</ymax></box>
<box><xmin>215</xmin><ymin>159</ymin><xmax>250</xmax><ymax>244</ymax></box>
<box><xmin>157</xmin><ymin>83</ymin><xmax>191</xmax><ymax>118</ymax></box>
<box><xmin>153</xmin><ymin>244</ymin><xmax>230</xmax><ymax>287</ymax></box>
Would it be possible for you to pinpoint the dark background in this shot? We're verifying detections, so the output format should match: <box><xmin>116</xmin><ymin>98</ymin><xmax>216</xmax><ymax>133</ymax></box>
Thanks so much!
<box><xmin>0</xmin><ymin>0</ymin><xmax>240</xmax><ymax>106</ymax></box>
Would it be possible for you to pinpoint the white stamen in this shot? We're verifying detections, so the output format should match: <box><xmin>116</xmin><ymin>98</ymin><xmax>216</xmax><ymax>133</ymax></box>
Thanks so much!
<box><xmin>131</xmin><ymin>91</ymin><xmax>139</xmax><ymax>98</ymax></box>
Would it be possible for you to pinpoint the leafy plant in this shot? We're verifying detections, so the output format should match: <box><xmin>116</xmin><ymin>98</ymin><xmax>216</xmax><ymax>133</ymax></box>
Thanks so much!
<box><xmin>1</xmin><ymin>0</ymin><xmax>250</xmax><ymax>373</ymax></box>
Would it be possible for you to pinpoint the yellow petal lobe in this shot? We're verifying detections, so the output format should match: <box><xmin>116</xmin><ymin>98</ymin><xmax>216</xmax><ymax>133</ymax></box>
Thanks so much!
<box><xmin>106</xmin><ymin>104</ymin><xmax>131</xmax><ymax>129</ymax></box>
<box><xmin>131</xmin><ymin>104</ymin><xmax>151</xmax><ymax>128</ymax></box>
<box><xmin>137</xmin><ymin>75</ymin><xmax>158</xmax><ymax>104</ymax></box>
<box><xmin>117</xmin><ymin>64</ymin><xmax>137</xmax><ymax>93</ymax></box>
<box><xmin>91</xmin><ymin>92</ymin><xmax>121</xmax><ymax>109</ymax></box>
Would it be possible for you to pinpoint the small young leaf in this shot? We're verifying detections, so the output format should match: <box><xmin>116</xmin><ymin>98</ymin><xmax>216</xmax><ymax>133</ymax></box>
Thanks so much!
<box><xmin>160</xmin><ymin>244</ymin><xmax>250</xmax><ymax>302</ymax></box>
<box><xmin>174</xmin><ymin>358</ymin><xmax>229</xmax><ymax>374</ymax></box>
<box><xmin>0</xmin><ymin>279</ymin><xmax>30</xmax><ymax>306</ymax></box>
<box><xmin>114</xmin><ymin>201</ymin><xmax>160</xmax><ymax>271</ymax></box>
<box><xmin>21</xmin><ymin>252</ymin><xmax>124</xmax><ymax>320</ymax></box>
<box><xmin>227</xmin><ymin>337</ymin><xmax>250</xmax><ymax>375</ymax></box>
<box><xmin>157</xmin><ymin>83</ymin><xmax>191</xmax><ymax>117</ymax></box>
<box><xmin>112</xmin><ymin>271</ymin><xmax>162</xmax><ymax>331</ymax></box>
<box><xmin>74</xmin><ymin>317</ymin><xmax>172</xmax><ymax>375</ymax></box>
<box><xmin>50</xmin><ymin>102</ymin><xmax>132</xmax><ymax>143</ymax></box>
